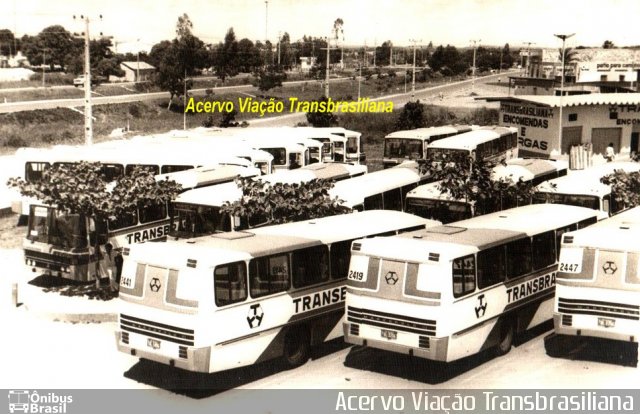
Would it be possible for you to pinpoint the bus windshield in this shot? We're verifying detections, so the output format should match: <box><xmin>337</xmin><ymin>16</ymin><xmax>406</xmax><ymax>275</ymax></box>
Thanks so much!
<box><xmin>533</xmin><ymin>193</ymin><xmax>600</xmax><ymax>210</ymax></box>
<box><xmin>28</xmin><ymin>206</ymin><xmax>88</xmax><ymax>248</ymax></box>
<box><xmin>384</xmin><ymin>138</ymin><xmax>423</xmax><ymax>159</ymax></box>
<box><xmin>405</xmin><ymin>198</ymin><xmax>472</xmax><ymax>223</ymax></box>
<box><xmin>347</xmin><ymin>136</ymin><xmax>360</xmax><ymax>154</ymax></box>
<box><xmin>169</xmin><ymin>203</ymin><xmax>232</xmax><ymax>238</ymax></box>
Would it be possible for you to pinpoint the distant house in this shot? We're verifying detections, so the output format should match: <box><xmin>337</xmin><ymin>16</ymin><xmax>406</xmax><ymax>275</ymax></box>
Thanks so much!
<box><xmin>299</xmin><ymin>57</ymin><xmax>317</xmax><ymax>72</ymax></box>
<box><xmin>120</xmin><ymin>61</ymin><xmax>155</xmax><ymax>82</ymax></box>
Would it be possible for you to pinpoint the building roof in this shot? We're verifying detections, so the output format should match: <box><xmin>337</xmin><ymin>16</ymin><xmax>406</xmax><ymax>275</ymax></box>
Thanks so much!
<box><xmin>480</xmin><ymin>93</ymin><xmax>640</xmax><ymax>108</ymax></box>
<box><xmin>120</xmin><ymin>61</ymin><xmax>155</xmax><ymax>71</ymax></box>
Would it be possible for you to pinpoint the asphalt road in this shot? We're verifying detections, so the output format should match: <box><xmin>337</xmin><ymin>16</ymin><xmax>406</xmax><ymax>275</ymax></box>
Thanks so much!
<box><xmin>0</xmin><ymin>72</ymin><xmax>507</xmax><ymax>114</ymax></box>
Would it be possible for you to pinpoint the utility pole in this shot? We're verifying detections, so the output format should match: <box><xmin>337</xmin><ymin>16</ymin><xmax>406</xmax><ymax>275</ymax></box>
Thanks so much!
<box><xmin>277</xmin><ymin>31</ymin><xmax>281</xmax><ymax>66</ymax></box>
<box><xmin>373</xmin><ymin>38</ymin><xmax>376</xmax><ymax>67</ymax></box>
<box><xmin>554</xmin><ymin>33</ymin><xmax>575</xmax><ymax>155</ymax></box>
<box><xmin>136</xmin><ymin>38</ymin><xmax>141</xmax><ymax>82</ymax></box>
<box><xmin>264</xmin><ymin>1</ymin><xmax>268</xmax><ymax>43</ymax></box>
<box><xmin>470</xmin><ymin>39</ymin><xmax>481</xmax><ymax>93</ymax></box>
<box><xmin>324</xmin><ymin>38</ymin><xmax>330</xmax><ymax>98</ymax></box>
<box><xmin>42</xmin><ymin>50</ymin><xmax>46</xmax><ymax>88</ymax></box>
<box><xmin>522</xmin><ymin>41</ymin><xmax>535</xmax><ymax>77</ymax></box>
<box><xmin>74</xmin><ymin>14</ymin><xmax>101</xmax><ymax>146</ymax></box>
<box><xmin>409</xmin><ymin>39</ymin><xmax>420</xmax><ymax>98</ymax></box>
<box><xmin>183</xmin><ymin>69</ymin><xmax>187</xmax><ymax>130</ymax></box>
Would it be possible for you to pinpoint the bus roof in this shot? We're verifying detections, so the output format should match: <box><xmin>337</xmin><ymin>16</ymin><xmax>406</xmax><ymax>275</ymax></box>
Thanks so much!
<box><xmin>129</xmin><ymin>232</ymin><xmax>320</xmax><ymax>269</ymax></box>
<box><xmin>355</xmin><ymin>204</ymin><xmax>598</xmax><ymax>262</ymax></box>
<box><xmin>330</xmin><ymin>167</ymin><xmax>423</xmax><ymax>207</ymax></box>
<box><xmin>536</xmin><ymin>162</ymin><xmax>640</xmax><ymax>196</ymax></box>
<box><xmin>562</xmin><ymin>207</ymin><xmax>640</xmax><ymax>251</ymax></box>
<box><xmin>250</xmin><ymin>210</ymin><xmax>440</xmax><ymax>244</ymax></box>
<box><xmin>427</xmin><ymin>126</ymin><xmax>517</xmax><ymax>150</ymax></box>
<box><xmin>406</xmin><ymin>158</ymin><xmax>566</xmax><ymax>202</ymax></box>
<box><xmin>300</xmin><ymin>162</ymin><xmax>367</xmax><ymax>179</ymax></box>
<box><xmin>385</xmin><ymin>125</ymin><xmax>475</xmax><ymax>140</ymax></box>
<box><xmin>156</xmin><ymin>164</ymin><xmax>260</xmax><ymax>189</ymax></box>
<box><xmin>174</xmin><ymin>163</ymin><xmax>368</xmax><ymax>207</ymax></box>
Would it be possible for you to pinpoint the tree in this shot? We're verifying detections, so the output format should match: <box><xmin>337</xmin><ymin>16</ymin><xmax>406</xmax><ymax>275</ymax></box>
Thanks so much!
<box><xmin>602</xmin><ymin>40</ymin><xmax>615</xmax><ymax>49</ymax></box>
<box><xmin>152</xmin><ymin>14</ymin><xmax>207</xmax><ymax>108</ymax></box>
<box><xmin>253</xmin><ymin>65</ymin><xmax>286</xmax><ymax>92</ymax></box>
<box><xmin>375</xmin><ymin>41</ymin><xmax>393</xmax><ymax>66</ymax></box>
<box><xmin>601</xmin><ymin>170</ymin><xmax>640</xmax><ymax>211</ymax></box>
<box><xmin>306</xmin><ymin>96</ymin><xmax>339</xmax><ymax>127</ymax></box>
<box><xmin>0</xmin><ymin>29</ymin><xmax>16</xmax><ymax>56</ymax></box>
<box><xmin>395</xmin><ymin>100</ymin><xmax>426</xmax><ymax>130</ymax></box>
<box><xmin>220</xmin><ymin>177</ymin><xmax>350</xmax><ymax>227</ymax></box>
<box><xmin>7</xmin><ymin>162</ymin><xmax>182</xmax><ymax>288</ymax></box>
<box><xmin>37</xmin><ymin>25</ymin><xmax>75</xmax><ymax>71</ymax></box>
<box><xmin>236</xmin><ymin>38</ymin><xmax>260</xmax><ymax>72</ymax></box>
<box><xmin>214</xmin><ymin>27</ymin><xmax>239</xmax><ymax>82</ymax></box>
<box><xmin>419</xmin><ymin>153</ymin><xmax>537</xmax><ymax>217</ymax></box>
<box><xmin>501</xmin><ymin>43</ymin><xmax>514</xmax><ymax>69</ymax></box>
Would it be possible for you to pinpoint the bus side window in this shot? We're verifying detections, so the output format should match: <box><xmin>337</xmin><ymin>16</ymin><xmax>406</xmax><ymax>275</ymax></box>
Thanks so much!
<box><xmin>477</xmin><ymin>245</ymin><xmax>506</xmax><ymax>289</ymax></box>
<box><xmin>383</xmin><ymin>188</ymin><xmax>403</xmax><ymax>211</ymax></box>
<box><xmin>292</xmin><ymin>246</ymin><xmax>329</xmax><ymax>288</ymax></box>
<box><xmin>364</xmin><ymin>194</ymin><xmax>383</xmax><ymax>210</ymax></box>
<box><xmin>139</xmin><ymin>202</ymin><xmax>167</xmax><ymax>224</ymax></box>
<box><xmin>577</xmin><ymin>216</ymin><xmax>597</xmax><ymax>229</ymax></box>
<box><xmin>249</xmin><ymin>254</ymin><xmax>290</xmax><ymax>298</ymax></box>
<box><xmin>506</xmin><ymin>237</ymin><xmax>532</xmax><ymax>279</ymax></box>
<box><xmin>214</xmin><ymin>262</ymin><xmax>248</xmax><ymax>307</ymax></box>
<box><xmin>26</xmin><ymin>162</ymin><xmax>50</xmax><ymax>182</ymax></box>
<box><xmin>452</xmin><ymin>254</ymin><xmax>476</xmax><ymax>297</ymax></box>
<box><xmin>330</xmin><ymin>240</ymin><xmax>353</xmax><ymax>280</ymax></box>
<box><xmin>101</xmin><ymin>164</ymin><xmax>125</xmax><ymax>181</ymax></box>
<box><xmin>532</xmin><ymin>231</ymin><xmax>555</xmax><ymax>271</ymax></box>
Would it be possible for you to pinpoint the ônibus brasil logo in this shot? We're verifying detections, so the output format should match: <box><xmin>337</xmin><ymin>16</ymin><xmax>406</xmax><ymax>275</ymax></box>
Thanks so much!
<box><xmin>8</xmin><ymin>390</ymin><xmax>73</xmax><ymax>413</ymax></box>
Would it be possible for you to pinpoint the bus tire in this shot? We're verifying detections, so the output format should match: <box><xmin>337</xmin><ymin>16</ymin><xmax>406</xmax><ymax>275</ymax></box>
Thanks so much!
<box><xmin>495</xmin><ymin>318</ymin><xmax>514</xmax><ymax>356</ymax></box>
<box><xmin>283</xmin><ymin>326</ymin><xmax>310</xmax><ymax>368</ymax></box>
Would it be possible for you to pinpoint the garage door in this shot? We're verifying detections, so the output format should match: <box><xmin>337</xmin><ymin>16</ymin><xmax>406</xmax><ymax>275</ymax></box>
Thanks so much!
<box><xmin>561</xmin><ymin>126</ymin><xmax>582</xmax><ymax>154</ymax></box>
<box><xmin>591</xmin><ymin>128</ymin><xmax>622</xmax><ymax>155</ymax></box>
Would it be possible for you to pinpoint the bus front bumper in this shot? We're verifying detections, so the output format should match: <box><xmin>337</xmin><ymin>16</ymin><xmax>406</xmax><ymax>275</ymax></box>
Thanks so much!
<box><xmin>116</xmin><ymin>330</ymin><xmax>211</xmax><ymax>373</ymax></box>
<box><xmin>553</xmin><ymin>314</ymin><xmax>638</xmax><ymax>343</ymax></box>
<box><xmin>343</xmin><ymin>322</ymin><xmax>449</xmax><ymax>361</ymax></box>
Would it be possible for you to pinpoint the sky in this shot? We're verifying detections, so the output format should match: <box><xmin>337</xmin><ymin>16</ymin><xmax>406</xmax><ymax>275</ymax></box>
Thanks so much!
<box><xmin>2</xmin><ymin>0</ymin><xmax>640</xmax><ymax>53</ymax></box>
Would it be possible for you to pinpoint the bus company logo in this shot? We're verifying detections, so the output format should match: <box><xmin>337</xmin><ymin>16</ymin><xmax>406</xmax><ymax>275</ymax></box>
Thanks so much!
<box><xmin>247</xmin><ymin>303</ymin><xmax>264</xmax><ymax>328</ymax></box>
<box><xmin>602</xmin><ymin>261</ymin><xmax>617</xmax><ymax>275</ymax></box>
<box><xmin>8</xmin><ymin>390</ymin><xmax>73</xmax><ymax>413</ymax></box>
<box><xmin>149</xmin><ymin>278</ymin><xmax>161</xmax><ymax>292</ymax></box>
<box><xmin>475</xmin><ymin>294</ymin><xmax>487</xmax><ymax>318</ymax></box>
<box><xmin>384</xmin><ymin>271</ymin><xmax>399</xmax><ymax>285</ymax></box>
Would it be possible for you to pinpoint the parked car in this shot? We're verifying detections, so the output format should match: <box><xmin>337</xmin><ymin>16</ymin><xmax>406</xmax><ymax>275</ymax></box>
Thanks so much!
<box><xmin>73</xmin><ymin>75</ymin><xmax>107</xmax><ymax>87</ymax></box>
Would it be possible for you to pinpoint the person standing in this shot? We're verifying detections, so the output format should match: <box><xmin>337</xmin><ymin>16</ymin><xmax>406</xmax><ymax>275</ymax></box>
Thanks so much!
<box><xmin>605</xmin><ymin>142</ymin><xmax>615</xmax><ymax>162</ymax></box>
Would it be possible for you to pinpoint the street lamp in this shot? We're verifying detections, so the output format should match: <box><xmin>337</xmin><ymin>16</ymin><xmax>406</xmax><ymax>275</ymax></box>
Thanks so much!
<box><xmin>554</xmin><ymin>33</ymin><xmax>575</xmax><ymax>155</ymax></box>
<box><xmin>470</xmin><ymin>39</ymin><xmax>481</xmax><ymax>93</ymax></box>
<box><xmin>409</xmin><ymin>39</ymin><xmax>420</xmax><ymax>98</ymax></box>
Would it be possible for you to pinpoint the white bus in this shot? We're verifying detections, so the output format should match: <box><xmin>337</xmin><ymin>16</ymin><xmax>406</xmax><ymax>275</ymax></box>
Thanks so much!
<box><xmin>23</xmin><ymin>163</ymin><xmax>260</xmax><ymax>282</ymax></box>
<box><xmin>115</xmin><ymin>211</ymin><xmax>440</xmax><ymax>373</ymax></box>
<box><xmin>383</xmin><ymin>125</ymin><xmax>477</xmax><ymax>168</ymax></box>
<box><xmin>330</xmin><ymin>163</ymin><xmax>428</xmax><ymax>211</ymax></box>
<box><xmin>314</xmin><ymin>127</ymin><xmax>365</xmax><ymax>165</ymax></box>
<box><xmin>546</xmin><ymin>207</ymin><xmax>640</xmax><ymax>354</ymax></box>
<box><xmin>171</xmin><ymin>162</ymin><xmax>368</xmax><ymax>236</ymax></box>
<box><xmin>533</xmin><ymin>161</ymin><xmax>640</xmax><ymax>220</ymax></box>
<box><xmin>426</xmin><ymin>126</ymin><xmax>518</xmax><ymax>164</ymax></box>
<box><xmin>343</xmin><ymin>204</ymin><xmax>599</xmax><ymax>363</ymax></box>
<box><xmin>405</xmin><ymin>159</ymin><xmax>568</xmax><ymax>223</ymax></box>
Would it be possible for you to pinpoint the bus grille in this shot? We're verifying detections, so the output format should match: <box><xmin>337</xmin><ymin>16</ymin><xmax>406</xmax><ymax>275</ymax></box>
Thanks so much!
<box><xmin>120</xmin><ymin>314</ymin><xmax>195</xmax><ymax>346</ymax></box>
<box><xmin>557</xmin><ymin>298</ymin><xmax>640</xmax><ymax>321</ymax></box>
<box><xmin>347</xmin><ymin>306</ymin><xmax>436</xmax><ymax>336</ymax></box>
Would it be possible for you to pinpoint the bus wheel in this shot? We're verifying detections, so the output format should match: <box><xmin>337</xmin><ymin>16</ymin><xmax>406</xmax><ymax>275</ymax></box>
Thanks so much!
<box><xmin>283</xmin><ymin>327</ymin><xmax>310</xmax><ymax>368</ymax></box>
<box><xmin>495</xmin><ymin>319</ymin><xmax>514</xmax><ymax>356</ymax></box>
